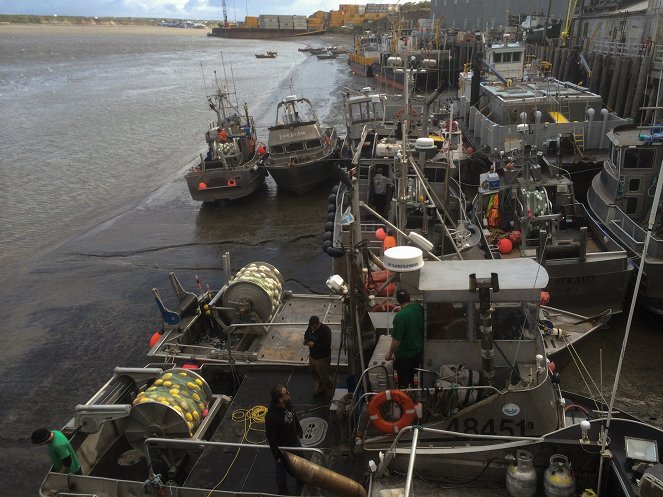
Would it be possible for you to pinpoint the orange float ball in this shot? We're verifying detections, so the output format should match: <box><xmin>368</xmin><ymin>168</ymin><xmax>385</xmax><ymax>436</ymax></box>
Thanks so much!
<box><xmin>198</xmin><ymin>182</ymin><xmax>207</xmax><ymax>190</ymax></box>
<box><xmin>497</xmin><ymin>238</ymin><xmax>513</xmax><ymax>254</ymax></box>
<box><xmin>149</xmin><ymin>332</ymin><xmax>161</xmax><ymax>348</ymax></box>
<box><xmin>375</xmin><ymin>228</ymin><xmax>387</xmax><ymax>241</ymax></box>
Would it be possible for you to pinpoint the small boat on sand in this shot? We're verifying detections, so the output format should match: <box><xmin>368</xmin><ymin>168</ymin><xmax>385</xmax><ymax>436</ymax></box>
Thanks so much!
<box><xmin>255</xmin><ymin>51</ymin><xmax>277</xmax><ymax>58</ymax></box>
<box><xmin>316</xmin><ymin>53</ymin><xmax>338</xmax><ymax>60</ymax></box>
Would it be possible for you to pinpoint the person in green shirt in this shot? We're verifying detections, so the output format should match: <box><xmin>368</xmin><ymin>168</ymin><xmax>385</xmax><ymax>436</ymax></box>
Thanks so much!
<box><xmin>31</xmin><ymin>428</ymin><xmax>82</xmax><ymax>475</ymax></box>
<box><xmin>385</xmin><ymin>289</ymin><xmax>424</xmax><ymax>388</ymax></box>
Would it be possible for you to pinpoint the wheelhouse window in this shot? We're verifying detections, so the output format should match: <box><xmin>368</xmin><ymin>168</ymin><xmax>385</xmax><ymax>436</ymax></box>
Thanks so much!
<box><xmin>628</xmin><ymin>178</ymin><xmax>640</xmax><ymax>191</ymax></box>
<box><xmin>305</xmin><ymin>139</ymin><xmax>322</xmax><ymax>149</ymax></box>
<box><xmin>491</xmin><ymin>304</ymin><xmax>537</xmax><ymax>340</ymax></box>
<box><xmin>623</xmin><ymin>148</ymin><xmax>655</xmax><ymax>169</ymax></box>
<box><xmin>285</xmin><ymin>142</ymin><xmax>304</xmax><ymax>152</ymax></box>
<box><xmin>270</xmin><ymin>144</ymin><xmax>285</xmax><ymax>154</ymax></box>
<box><xmin>512</xmin><ymin>52</ymin><xmax>521</xmax><ymax>62</ymax></box>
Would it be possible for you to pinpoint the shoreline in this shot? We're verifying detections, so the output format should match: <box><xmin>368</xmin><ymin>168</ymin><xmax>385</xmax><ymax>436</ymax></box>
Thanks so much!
<box><xmin>0</xmin><ymin>23</ymin><xmax>213</xmax><ymax>36</ymax></box>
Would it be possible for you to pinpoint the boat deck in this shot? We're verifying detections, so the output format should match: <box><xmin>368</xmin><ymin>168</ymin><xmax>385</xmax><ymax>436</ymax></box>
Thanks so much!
<box><xmin>183</xmin><ymin>367</ymin><xmax>356</xmax><ymax>493</ymax></box>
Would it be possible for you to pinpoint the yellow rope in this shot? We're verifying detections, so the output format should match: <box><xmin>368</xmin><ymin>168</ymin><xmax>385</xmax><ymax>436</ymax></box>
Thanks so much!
<box><xmin>204</xmin><ymin>404</ymin><xmax>268</xmax><ymax>497</ymax></box>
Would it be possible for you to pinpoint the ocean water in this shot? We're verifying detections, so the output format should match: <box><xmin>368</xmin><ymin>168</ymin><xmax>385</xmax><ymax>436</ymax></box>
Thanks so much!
<box><xmin>0</xmin><ymin>25</ymin><xmax>350</xmax><ymax>280</ymax></box>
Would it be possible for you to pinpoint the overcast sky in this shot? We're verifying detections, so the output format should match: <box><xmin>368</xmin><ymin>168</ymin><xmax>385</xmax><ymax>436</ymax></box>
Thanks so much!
<box><xmin>0</xmin><ymin>0</ymin><xmax>350</xmax><ymax>21</ymax></box>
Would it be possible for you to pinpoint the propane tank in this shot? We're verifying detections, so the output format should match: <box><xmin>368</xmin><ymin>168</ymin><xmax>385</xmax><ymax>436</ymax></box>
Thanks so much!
<box><xmin>506</xmin><ymin>449</ymin><xmax>537</xmax><ymax>497</ymax></box>
<box><xmin>543</xmin><ymin>454</ymin><xmax>576</xmax><ymax>497</ymax></box>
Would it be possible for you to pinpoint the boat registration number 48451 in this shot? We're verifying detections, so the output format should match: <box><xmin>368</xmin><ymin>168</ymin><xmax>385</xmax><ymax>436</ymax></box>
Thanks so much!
<box><xmin>445</xmin><ymin>418</ymin><xmax>534</xmax><ymax>436</ymax></box>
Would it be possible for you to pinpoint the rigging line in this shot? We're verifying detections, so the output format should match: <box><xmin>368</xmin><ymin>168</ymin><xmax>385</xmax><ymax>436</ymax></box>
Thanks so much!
<box><xmin>562</xmin><ymin>334</ymin><xmax>606</xmax><ymax>411</ymax></box>
<box><xmin>560</xmin><ymin>331</ymin><xmax>609</xmax><ymax>406</ymax></box>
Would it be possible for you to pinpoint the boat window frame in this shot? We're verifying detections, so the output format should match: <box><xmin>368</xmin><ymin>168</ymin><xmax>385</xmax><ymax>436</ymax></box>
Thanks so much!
<box><xmin>270</xmin><ymin>144</ymin><xmax>285</xmax><ymax>154</ymax></box>
<box><xmin>623</xmin><ymin>147</ymin><xmax>656</xmax><ymax>169</ymax></box>
<box><xmin>305</xmin><ymin>138</ymin><xmax>323</xmax><ymax>150</ymax></box>
<box><xmin>284</xmin><ymin>142</ymin><xmax>305</xmax><ymax>153</ymax></box>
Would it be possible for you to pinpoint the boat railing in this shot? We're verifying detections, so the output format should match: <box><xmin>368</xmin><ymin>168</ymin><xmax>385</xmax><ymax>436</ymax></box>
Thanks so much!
<box><xmin>373</xmin><ymin>424</ymin><xmax>544</xmax><ymax>481</ymax></box>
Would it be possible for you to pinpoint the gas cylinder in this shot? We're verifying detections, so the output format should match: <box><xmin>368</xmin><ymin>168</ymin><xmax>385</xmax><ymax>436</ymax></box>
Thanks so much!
<box><xmin>543</xmin><ymin>454</ymin><xmax>576</xmax><ymax>497</ymax></box>
<box><xmin>506</xmin><ymin>450</ymin><xmax>537</xmax><ymax>497</ymax></box>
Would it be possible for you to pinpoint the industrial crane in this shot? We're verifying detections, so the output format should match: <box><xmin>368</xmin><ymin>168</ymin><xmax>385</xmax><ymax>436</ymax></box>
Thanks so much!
<box><xmin>222</xmin><ymin>0</ymin><xmax>228</xmax><ymax>27</ymax></box>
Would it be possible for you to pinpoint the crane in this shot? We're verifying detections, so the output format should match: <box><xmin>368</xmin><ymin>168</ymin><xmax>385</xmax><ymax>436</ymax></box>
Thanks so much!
<box><xmin>222</xmin><ymin>0</ymin><xmax>228</xmax><ymax>27</ymax></box>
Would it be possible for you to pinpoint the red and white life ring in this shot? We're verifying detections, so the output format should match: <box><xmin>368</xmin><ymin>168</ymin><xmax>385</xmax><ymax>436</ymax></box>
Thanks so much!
<box><xmin>368</xmin><ymin>389</ymin><xmax>416</xmax><ymax>433</ymax></box>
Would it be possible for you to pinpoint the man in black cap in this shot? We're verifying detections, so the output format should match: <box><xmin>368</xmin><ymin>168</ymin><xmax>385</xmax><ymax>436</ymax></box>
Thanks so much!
<box><xmin>265</xmin><ymin>384</ymin><xmax>303</xmax><ymax>495</ymax></box>
<box><xmin>303</xmin><ymin>315</ymin><xmax>334</xmax><ymax>399</ymax></box>
<box><xmin>31</xmin><ymin>428</ymin><xmax>82</xmax><ymax>475</ymax></box>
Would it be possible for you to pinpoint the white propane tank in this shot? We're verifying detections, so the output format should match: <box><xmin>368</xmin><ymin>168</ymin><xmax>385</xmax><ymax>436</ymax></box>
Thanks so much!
<box><xmin>543</xmin><ymin>454</ymin><xmax>575</xmax><ymax>497</ymax></box>
<box><xmin>375</xmin><ymin>139</ymin><xmax>401</xmax><ymax>157</ymax></box>
<box><xmin>506</xmin><ymin>449</ymin><xmax>537</xmax><ymax>497</ymax></box>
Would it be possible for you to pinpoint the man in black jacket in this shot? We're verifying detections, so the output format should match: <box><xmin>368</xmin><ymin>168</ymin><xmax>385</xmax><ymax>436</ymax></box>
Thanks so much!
<box><xmin>303</xmin><ymin>315</ymin><xmax>334</xmax><ymax>399</ymax></box>
<box><xmin>265</xmin><ymin>384</ymin><xmax>303</xmax><ymax>495</ymax></box>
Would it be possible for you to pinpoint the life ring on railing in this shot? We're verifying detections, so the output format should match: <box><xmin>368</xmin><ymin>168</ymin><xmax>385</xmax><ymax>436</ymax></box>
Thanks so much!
<box><xmin>368</xmin><ymin>389</ymin><xmax>416</xmax><ymax>434</ymax></box>
<box><xmin>227</xmin><ymin>178</ymin><xmax>237</xmax><ymax>187</ymax></box>
<box><xmin>370</xmin><ymin>302</ymin><xmax>399</xmax><ymax>312</ymax></box>
<box><xmin>395</xmin><ymin>106</ymin><xmax>418</xmax><ymax>119</ymax></box>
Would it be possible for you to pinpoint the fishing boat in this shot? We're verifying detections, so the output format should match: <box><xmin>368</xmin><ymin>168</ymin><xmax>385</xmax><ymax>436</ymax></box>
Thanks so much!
<box><xmin>586</xmin><ymin>124</ymin><xmax>663</xmax><ymax>314</ymax></box>
<box><xmin>37</xmin><ymin>250</ymin><xmax>663</xmax><ymax>497</ymax></box>
<box><xmin>466</xmin><ymin>151</ymin><xmax>632</xmax><ymax>316</ymax></box>
<box><xmin>184</xmin><ymin>86</ymin><xmax>267</xmax><ymax>203</ymax></box>
<box><xmin>456</xmin><ymin>33</ymin><xmax>631</xmax><ymax>202</ymax></box>
<box><xmin>316</xmin><ymin>53</ymin><xmax>338</xmax><ymax>60</ymax></box>
<box><xmin>264</xmin><ymin>95</ymin><xmax>340</xmax><ymax>194</ymax></box>
<box><xmin>255</xmin><ymin>51</ymin><xmax>277</xmax><ymax>58</ymax></box>
<box><xmin>323</xmin><ymin>87</ymin><xmax>614</xmax><ymax>360</ymax></box>
<box><xmin>348</xmin><ymin>32</ymin><xmax>379</xmax><ymax>78</ymax></box>
<box><xmin>369</xmin><ymin>28</ymin><xmax>444</xmax><ymax>93</ymax></box>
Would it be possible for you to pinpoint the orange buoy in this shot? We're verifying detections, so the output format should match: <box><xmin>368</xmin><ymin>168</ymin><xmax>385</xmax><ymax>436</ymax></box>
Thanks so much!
<box><xmin>149</xmin><ymin>331</ymin><xmax>161</xmax><ymax>348</ymax></box>
<box><xmin>375</xmin><ymin>228</ymin><xmax>387</xmax><ymax>241</ymax></box>
<box><xmin>198</xmin><ymin>182</ymin><xmax>207</xmax><ymax>190</ymax></box>
<box><xmin>497</xmin><ymin>238</ymin><xmax>513</xmax><ymax>254</ymax></box>
<box><xmin>368</xmin><ymin>390</ymin><xmax>416</xmax><ymax>433</ymax></box>
<box><xmin>182</xmin><ymin>363</ymin><xmax>199</xmax><ymax>370</ymax></box>
<box><xmin>227</xmin><ymin>178</ymin><xmax>237</xmax><ymax>187</ymax></box>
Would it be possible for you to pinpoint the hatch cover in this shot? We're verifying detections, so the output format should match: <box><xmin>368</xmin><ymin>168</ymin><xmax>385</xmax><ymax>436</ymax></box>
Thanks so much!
<box><xmin>299</xmin><ymin>417</ymin><xmax>327</xmax><ymax>447</ymax></box>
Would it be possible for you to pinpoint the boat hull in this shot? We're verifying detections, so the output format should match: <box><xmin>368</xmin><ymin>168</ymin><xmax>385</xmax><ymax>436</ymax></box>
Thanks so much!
<box><xmin>185</xmin><ymin>159</ymin><xmax>266</xmax><ymax>202</ymax></box>
<box><xmin>209</xmin><ymin>27</ymin><xmax>324</xmax><ymax>39</ymax></box>
<box><xmin>266</xmin><ymin>159</ymin><xmax>334</xmax><ymax>194</ymax></box>
<box><xmin>348</xmin><ymin>58</ymin><xmax>374</xmax><ymax>77</ymax></box>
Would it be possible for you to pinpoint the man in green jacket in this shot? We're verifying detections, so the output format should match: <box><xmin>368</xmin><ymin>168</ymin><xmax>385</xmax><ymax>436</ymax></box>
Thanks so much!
<box><xmin>385</xmin><ymin>289</ymin><xmax>424</xmax><ymax>388</ymax></box>
<box><xmin>31</xmin><ymin>428</ymin><xmax>81</xmax><ymax>475</ymax></box>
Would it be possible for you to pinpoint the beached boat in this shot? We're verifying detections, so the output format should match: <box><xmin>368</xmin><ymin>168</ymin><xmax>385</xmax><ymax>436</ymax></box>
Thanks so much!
<box><xmin>37</xmin><ymin>251</ymin><xmax>663</xmax><ymax>497</ymax></box>
<box><xmin>255</xmin><ymin>51</ymin><xmax>277</xmax><ymax>58</ymax></box>
<box><xmin>316</xmin><ymin>53</ymin><xmax>338</xmax><ymax>60</ymax></box>
<box><xmin>587</xmin><ymin>124</ymin><xmax>663</xmax><ymax>313</ymax></box>
<box><xmin>328</xmin><ymin>46</ymin><xmax>348</xmax><ymax>54</ymax></box>
<box><xmin>264</xmin><ymin>95</ymin><xmax>340</xmax><ymax>194</ymax></box>
<box><xmin>184</xmin><ymin>87</ymin><xmax>267</xmax><ymax>203</ymax></box>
